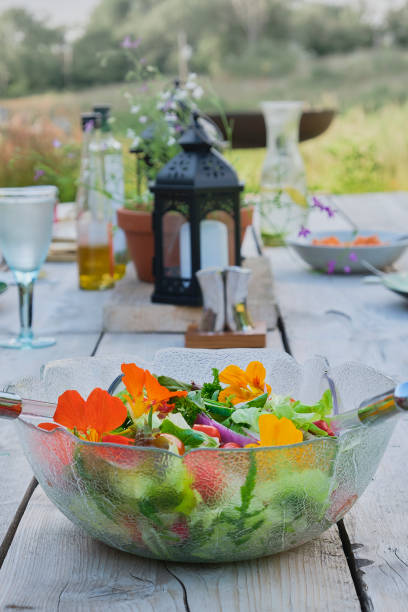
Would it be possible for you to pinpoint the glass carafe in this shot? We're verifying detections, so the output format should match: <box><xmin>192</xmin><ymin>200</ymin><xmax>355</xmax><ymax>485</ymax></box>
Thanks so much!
<box><xmin>260</xmin><ymin>101</ymin><xmax>308</xmax><ymax>243</ymax></box>
<box><xmin>76</xmin><ymin>112</ymin><xmax>115</xmax><ymax>291</ymax></box>
<box><xmin>93</xmin><ymin>104</ymin><xmax>128</xmax><ymax>280</ymax></box>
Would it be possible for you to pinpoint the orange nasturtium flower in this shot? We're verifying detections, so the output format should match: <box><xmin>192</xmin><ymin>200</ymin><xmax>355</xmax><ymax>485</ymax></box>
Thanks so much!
<box><xmin>218</xmin><ymin>361</ymin><xmax>271</xmax><ymax>405</ymax></box>
<box><xmin>246</xmin><ymin>413</ymin><xmax>303</xmax><ymax>448</ymax></box>
<box><xmin>121</xmin><ymin>363</ymin><xmax>187</xmax><ymax>419</ymax></box>
<box><xmin>39</xmin><ymin>388</ymin><xmax>127</xmax><ymax>442</ymax></box>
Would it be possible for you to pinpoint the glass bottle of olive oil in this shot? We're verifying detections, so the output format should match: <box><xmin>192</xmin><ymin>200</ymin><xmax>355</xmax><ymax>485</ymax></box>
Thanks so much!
<box><xmin>76</xmin><ymin>113</ymin><xmax>115</xmax><ymax>291</ymax></box>
<box><xmin>93</xmin><ymin>104</ymin><xmax>128</xmax><ymax>281</ymax></box>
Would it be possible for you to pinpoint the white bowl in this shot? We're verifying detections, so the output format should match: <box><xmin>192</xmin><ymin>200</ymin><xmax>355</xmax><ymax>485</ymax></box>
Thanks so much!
<box><xmin>287</xmin><ymin>230</ymin><xmax>408</xmax><ymax>274</ymax></box>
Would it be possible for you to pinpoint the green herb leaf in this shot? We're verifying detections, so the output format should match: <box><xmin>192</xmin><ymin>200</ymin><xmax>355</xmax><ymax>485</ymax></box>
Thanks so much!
<box><xmin>156</xmin><ymin>375</ymin><xmax>193</xmax><ymax>391</ymax></box>
<box><xmin>201</xmin><ymin>368</ymin><xmax>222</xmax><ymax>400</ymax></box>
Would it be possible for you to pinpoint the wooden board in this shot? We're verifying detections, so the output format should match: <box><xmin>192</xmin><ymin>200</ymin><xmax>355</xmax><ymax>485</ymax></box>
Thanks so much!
<box><xmin>185</xmin><ymin>321</ymin><xmax>267</xmax><ymax>348</ymax></box>
<box><xmin>102</xmin><ymin>256</ymin><xmax>277</xmax><ymax>333</ymax></box>
<box><xmin>270</xmin><ymin>192</ymin><xmax>408</xmax><ymax>610</ymax></box>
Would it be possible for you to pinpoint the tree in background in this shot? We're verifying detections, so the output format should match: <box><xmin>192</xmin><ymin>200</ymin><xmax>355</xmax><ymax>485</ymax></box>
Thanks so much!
<box><xmin>0</xmin><ymin>8</ymin><xmax>65</xmax><ymax>97</ymax></box>
<box><xmin>0</xmin><ymin>0</ymin><xmax>407</xmax><ymax>97</ymax></box>
<box><xmin>294</xmin><ymin>4</ymin><xmax>375</xmax><ymax>56</ymax></box>
<box><xmin>387</xmin><ymin>2</ymin><xmax>408</xmax><ymax>47</ymax></box>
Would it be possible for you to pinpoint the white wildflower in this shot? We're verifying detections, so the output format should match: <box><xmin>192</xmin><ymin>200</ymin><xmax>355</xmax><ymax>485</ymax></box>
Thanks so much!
<box><xmin>192</xmin><ymin>86</ymin><xmax>204</xmax><ymax>100</ymax></box>
<box><xmin>139</xmin><ymin>115</ymin><xmax>148</xmax><ymax>124</ymax></box>
<box><xmin>167</xmin><ymin>136</ymin><xmax>176</xmax><ymax>146</ymax></box>
<box><xmin>132</xmin><ymin>136</ymin><xmax>141</xmax><ymax>148</ymax></box>
<box><xmin>126</xmin><ymin>128</ymin><xmax>136</xmax><ymax>139</ymax></box>
<box><xmin>130</xmin><ymin>105</ymin><xmax>140</xmax><ymax>114</ymax></box>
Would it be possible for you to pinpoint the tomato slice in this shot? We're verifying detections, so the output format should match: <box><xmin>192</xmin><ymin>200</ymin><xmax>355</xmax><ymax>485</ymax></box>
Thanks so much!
<box><xmin>220</xmin><ymin>442</ymin><xmax>241</xmax><ymax>449</ymax></box>
<box><xmin>193</xmin><ymin>424</ymin><xmax>221</xmax><ymax>440</ymax></box>
<box><xmin>313</xmin><ymin>420</ymin><xmax>335</xmax><ymax>437</ymax></box>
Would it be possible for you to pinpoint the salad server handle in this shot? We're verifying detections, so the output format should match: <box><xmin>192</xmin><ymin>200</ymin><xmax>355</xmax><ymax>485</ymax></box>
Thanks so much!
<box><xmin>0</xmin><ymin>391</ymin><xmax>55</xmax><ymax>421</ymax></box>
<box><xmin>333</xmin><ymin>383</ymin><xmax>408</xmax><ymax>431</ymax></box>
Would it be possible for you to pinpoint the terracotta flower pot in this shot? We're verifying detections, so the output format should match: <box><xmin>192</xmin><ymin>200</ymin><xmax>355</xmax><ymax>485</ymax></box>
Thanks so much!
<box><xmin>117</xmin><ymin>206</ymin><xmax>254</xmax><ymax>284</ymax></box>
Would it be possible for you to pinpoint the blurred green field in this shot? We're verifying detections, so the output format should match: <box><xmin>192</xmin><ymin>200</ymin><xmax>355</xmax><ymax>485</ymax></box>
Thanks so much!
<box><xmin>2</xmin><ymin>55</ymin><xmax>408</xmax><ymax>201</ymax></box>
<box><xmin>228</xmin><ymin>104</ymin><xmax>408</xmax><ymax>195</ymax></box>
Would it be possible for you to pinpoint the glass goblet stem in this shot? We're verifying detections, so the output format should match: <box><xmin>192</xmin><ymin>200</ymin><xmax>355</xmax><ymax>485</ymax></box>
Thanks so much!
<box><xmin>15</xmin><ymin>270</ymin><xmax>36</xmax><ymax>344</ymax></box>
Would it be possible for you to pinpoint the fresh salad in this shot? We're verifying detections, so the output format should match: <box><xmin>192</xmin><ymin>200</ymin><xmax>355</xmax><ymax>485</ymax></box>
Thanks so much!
<box><xmin>34</xmin><ymin>360</ymin><xmax>355</xmax><ymax>561</ymax></box>
<box><xmin>39</xmin><ymin>360</ymin><xmax>335</xmax><ymax>453</ymax></box>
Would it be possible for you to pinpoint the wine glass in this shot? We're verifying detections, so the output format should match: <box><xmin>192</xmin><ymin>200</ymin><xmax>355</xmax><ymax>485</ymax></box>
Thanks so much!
<box><xmin>0</xmin><ymin>186</ymin><xmax>58</xmax><ymax>349</ymax></box>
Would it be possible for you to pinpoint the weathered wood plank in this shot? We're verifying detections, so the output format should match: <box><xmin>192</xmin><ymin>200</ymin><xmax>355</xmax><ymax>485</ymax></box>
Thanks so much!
<box><xmin>168</xmin><ymin>525</ymin><xmax>359</xmax><ymax>612</ymax></box>
<box><xmin>271</xmin><ymin>192</ymin><xmax>408</xmax><ymax>610</ymax></box>
<box><xmin>0</xmin><ymin>262</ymin><xmax>111</xmax><ymax>337</ymax></box>
<box><xmin>0</xmin><ymin>488</ymin><xmax>186</xmax><ymax>612</ymax></box>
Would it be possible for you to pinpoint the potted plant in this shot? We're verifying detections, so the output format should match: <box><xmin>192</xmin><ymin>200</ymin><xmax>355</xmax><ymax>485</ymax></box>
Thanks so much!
<box><xmin>111</xmin><ymin>42</ymin><xmax>253</xmax><ymax>282</ymax></box>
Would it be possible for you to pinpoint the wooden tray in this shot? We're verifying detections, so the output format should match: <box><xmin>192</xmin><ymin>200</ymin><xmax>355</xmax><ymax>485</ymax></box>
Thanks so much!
<box><xmin>185</xmin><ymin>322</ymin><xmax>267</xmax><ymax>349</ymax></box>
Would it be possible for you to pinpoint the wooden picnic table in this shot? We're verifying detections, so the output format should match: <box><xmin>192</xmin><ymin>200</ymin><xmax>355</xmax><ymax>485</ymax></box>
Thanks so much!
<box><xmin>0</xmin><ymin>192</ymin><xmax>407</xmax><ymax>611</ymax></box>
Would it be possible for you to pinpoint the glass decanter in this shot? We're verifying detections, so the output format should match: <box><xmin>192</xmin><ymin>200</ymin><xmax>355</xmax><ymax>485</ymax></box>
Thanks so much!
<box><xmin>259</xmin><ymin>101</ymin><xmax>308</xmax><ymax>243</ymax></box>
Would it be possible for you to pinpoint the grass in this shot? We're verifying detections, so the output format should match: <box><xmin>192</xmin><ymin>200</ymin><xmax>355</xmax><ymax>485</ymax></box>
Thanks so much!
<box><xmin>2</xmin><ymin>49</ymin><xmax>408</xmax><ymax>200</ymax></box>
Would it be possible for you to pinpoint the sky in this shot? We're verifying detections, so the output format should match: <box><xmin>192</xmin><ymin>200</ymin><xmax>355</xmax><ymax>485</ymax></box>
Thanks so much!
<box><xmin>0</xmin><ymin>0</ymin><xmax>405</xmax><ymax>30</ymax></box>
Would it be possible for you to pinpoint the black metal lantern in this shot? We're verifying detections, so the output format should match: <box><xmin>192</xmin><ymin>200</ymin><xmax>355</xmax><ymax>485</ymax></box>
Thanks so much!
<box><xmin>150</xmin><ymin>112</ymin><xmax>243</xmax><ymax>305</ymax></box>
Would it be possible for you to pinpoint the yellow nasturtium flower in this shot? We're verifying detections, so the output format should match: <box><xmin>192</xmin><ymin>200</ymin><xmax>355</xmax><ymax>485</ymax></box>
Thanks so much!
<box><xmin>246</xmin><ymin>413</ymin><xmax>303</xmax><ymax>448</ymax></box>
<box><xmin>218</xmin><ymin>361</ymin><xmax>271</xmax><ymax>405</ymax></box>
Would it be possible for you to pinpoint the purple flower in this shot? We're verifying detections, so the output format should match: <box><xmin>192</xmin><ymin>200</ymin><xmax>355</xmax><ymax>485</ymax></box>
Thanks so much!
<box><xmin>140</xmin><ymin>83</ymin><xmax>148</xmax><ymax>93</ymax></box>
<box><xmin>312</xmin><ymin>196</ymin><xmax>325</xmax><ymax>211</ymax></box>
<box><xmin>34</xmin><ymin>169</ymin><xmax>45</xmax><ymax>181</ymax></box>
<box><xmin>139</xmin><ymin>57</ymin><xmax>147</xmax><ymax>64</ymax></box>
<box><xmin>327</xmin><ymin>260</ymin><xmax>336</xmax><ymax>274</ymax></box>
<box><xmin>175</xmin><ymin>124</ymin><xmax>183</xmax><ymax>133</ymax></box>
<box><xmin>344</xmin><ymin>266</ymin><xmax>351</xmax><ymax>274</ymax></box>
<box><xmin>121</xmin><ymin>36</ymin><xmax>141</xmax><ymax>49</ymax></box>
<box><xmin>298</xmin><ymin>225</ymin><xmax>311</xmax><ymax>238</ymax></box>
<box><xmin>53</xmin><ymin>138</ymin><xmax>61</xmax><ymax>148</ymax></box>
<box><xmin>313</xmin><ymin>196</ymin><xmax>335</xmax><ymax>218</ymax></box>
<box><xmin>67</xmin><ymin>152</ymin><xmax>74</xmax><ymax>159</ymax></box>
<box><xmin>84</xmin><ymin>120</ymin><xmax>93</xmax><ymax>133</ymax></box>
<box><xmin>349</xmin><ymin>252</ymin><xmax>358</xmax><ymax>262</ymax></box>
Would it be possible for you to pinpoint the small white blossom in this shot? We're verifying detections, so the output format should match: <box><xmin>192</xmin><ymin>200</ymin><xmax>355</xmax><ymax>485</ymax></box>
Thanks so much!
<box><xmin>130</xmin><ymin>105</ymin><xmax>140</xmax><ymax>114</ymax></box>
<box><xmin>188</xmin><ymin>72</ymin><xmax>197</xmax><ymax>80</ymax></box>
<box><xmin>164</xmin><ymin>112</ymin><xmax>177</xmax><ymax>123</ymax></box>
<box><xmin>139</xmin><ymin>115</ymin><xmax>148</xmax><ymax>124</ymax></box>
<box><xmin>126</xmin><ymin>128</ymin><xmax>136</xmax><ymax>139</ymax></box>
<box><xmin>132</xmin><ymin>136</ymin><xmax>141</xmax><ymax>148</ymax></box>
<box><xmin>123</xmin><ymin>91</ymin><xmax>132</xmax><ymax>100</ymax></box>
<box><xmin>174</xmin><ymin>88</ymin><xmax>187</xmax><ymax>100</ymax></box>
<box><xmin>192</xmin><ymin>86</ymin><xmax>204</xmax><ymax>100</ymax></box>
<box><xmin>167</xmin><ymin>136</ymin><xmax>176</xmax><ymax>146</ymax></box>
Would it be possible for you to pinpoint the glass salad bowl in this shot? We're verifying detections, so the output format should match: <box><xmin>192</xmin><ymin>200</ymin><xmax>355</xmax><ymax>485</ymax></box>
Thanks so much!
<box><xmin>7</xmin><ymin>349</ymin><xmax>401</xmax><ymax>563</ymax></box>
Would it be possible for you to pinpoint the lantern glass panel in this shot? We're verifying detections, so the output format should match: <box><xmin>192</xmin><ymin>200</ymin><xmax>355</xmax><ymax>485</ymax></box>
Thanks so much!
<box><xmin>199</xmin><ymin>193</ymin><xmax>239</xmax><ymax>267</ymax></box>
<box><xmin>161</xmin><ymin>210</ymin><xmax>186</xmax><ymax>279</ymax></box>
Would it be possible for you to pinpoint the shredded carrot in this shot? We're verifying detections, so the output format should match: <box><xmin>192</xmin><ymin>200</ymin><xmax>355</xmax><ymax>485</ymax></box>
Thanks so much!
<box><xmin>312</xmin><ymin>235</ymin><xmax>385</xmax><ymax>247</ymax></box>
